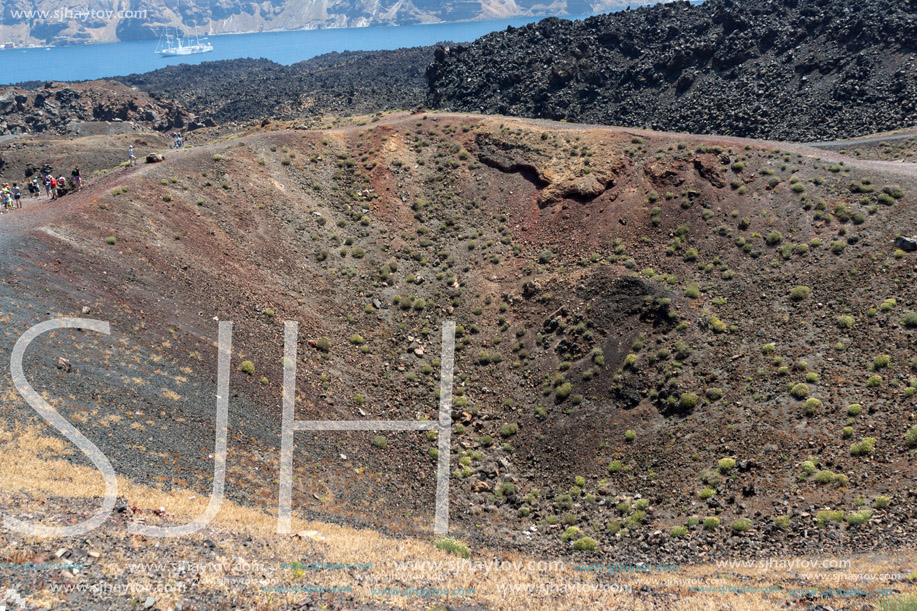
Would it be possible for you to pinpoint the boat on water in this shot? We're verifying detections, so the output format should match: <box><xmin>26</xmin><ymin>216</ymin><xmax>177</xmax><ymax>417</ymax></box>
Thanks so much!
<box><xmin>159</xmin><ymin>39</ymin><xmax>213</xmax><ymax>56</ymax></box>
<box><xmin>156</xmin><ymin>28</ymin><xmax>212</xmax><ymax>57</ymax></box>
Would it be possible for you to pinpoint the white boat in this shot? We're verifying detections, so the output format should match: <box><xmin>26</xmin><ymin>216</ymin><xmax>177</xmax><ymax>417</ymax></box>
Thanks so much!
<box><xmin>159</xmin><ymin>39</ymin><xmax>213</xmax><ymax>56</ymax></box>
<box><xmin>156</xmin><ymin>27</ymin><xmax>212</xmax><ymax>57</ymax></box>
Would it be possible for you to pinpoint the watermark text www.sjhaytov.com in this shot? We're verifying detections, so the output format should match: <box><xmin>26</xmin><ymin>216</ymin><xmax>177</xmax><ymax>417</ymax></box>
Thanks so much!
<box><xmin>9</xmin><ymin>8</ymin><xmax>148</xmax><ymax>21</ymax></box>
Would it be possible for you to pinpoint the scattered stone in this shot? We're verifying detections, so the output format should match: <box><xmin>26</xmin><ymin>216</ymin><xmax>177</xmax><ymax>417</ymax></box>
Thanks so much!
<box><xmin>896</xmin><ymin>236</ymin><xmax>917</xmax><ymax>252</ymax></box>
<box><xmin>295</xmin><ymin>530</ymin><xmax>326</xmax><ymax>542</ymax></box>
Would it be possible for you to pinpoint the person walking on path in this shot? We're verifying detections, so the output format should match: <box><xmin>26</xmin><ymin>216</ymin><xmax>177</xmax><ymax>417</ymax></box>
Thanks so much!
<box><xmin>128</xmin><ymin>145</ymin><xmax>136</xmax><ymax>167</ymax></box>
<box><xmin>12</xmin><ymin>183</ymin><xmax>21</xmax><ymax>209</ymax></box>
<box><xmin>2</xmin><ymin>184</ymin><xmax>11</xmax><ymax>212</ymax></box>
<box><xmin>71</xmin><ymin>167</ymin><xmax>82</xmax><ymax>190</ymax></box>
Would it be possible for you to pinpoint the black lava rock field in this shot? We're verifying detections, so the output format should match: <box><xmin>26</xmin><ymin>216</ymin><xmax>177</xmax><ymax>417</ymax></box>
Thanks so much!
<box><xmin>426</xmin><ymin>0</ymin><xmax>917</xmax><ymax>141</ymax></box>
<box><xmin>119</xmin><ymin>47</ymin><xmax>432</xmax><ymax>124</ymax></box>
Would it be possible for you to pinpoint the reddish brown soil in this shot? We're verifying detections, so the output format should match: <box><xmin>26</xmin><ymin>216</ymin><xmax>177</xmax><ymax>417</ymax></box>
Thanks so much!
<box><xmin>1</xmin><ymin>113</ymin><xmax>916</xmax><ymax>566</ymax></box>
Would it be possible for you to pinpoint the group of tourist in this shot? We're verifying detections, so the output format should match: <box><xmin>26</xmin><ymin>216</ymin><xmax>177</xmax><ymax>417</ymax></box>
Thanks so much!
<box><xmin>1</xmin><ymin>167</ymin><xmax>82</xmax><ymax>212</ymax></box>
<box><xmin>1</xmin><ymin>183</ymin><xmax>22</xmax><ymax>211</ymax></box>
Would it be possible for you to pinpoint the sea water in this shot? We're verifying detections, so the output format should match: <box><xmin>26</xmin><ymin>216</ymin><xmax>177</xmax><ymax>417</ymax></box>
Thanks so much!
<box><xmin>0</xmin><ymin>15</ymin><xmax>592</xmax><ymax>86</ymax></box>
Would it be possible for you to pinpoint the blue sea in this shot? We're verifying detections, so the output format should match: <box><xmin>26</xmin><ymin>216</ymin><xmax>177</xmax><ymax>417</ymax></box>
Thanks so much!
<box><xmin>0</xmin><ymin>15</ymin><xmax>592</xmax><ymax>85</ymax></box>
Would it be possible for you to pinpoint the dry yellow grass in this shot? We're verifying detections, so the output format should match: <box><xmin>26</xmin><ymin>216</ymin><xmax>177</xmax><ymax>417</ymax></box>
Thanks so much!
<box><xmin>1</xmin><ymin>420</ymin><xmax>914</xmax><ymax>610</ymax></box>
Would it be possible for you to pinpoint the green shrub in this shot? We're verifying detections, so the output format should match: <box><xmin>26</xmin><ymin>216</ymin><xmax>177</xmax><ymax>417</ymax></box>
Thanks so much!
<box><xmin>800</xmin><ymin>460</ymin><xmax>817</xmax><ymax>476</ymax></box>
<box><xmin>874</xmin><ymin>355</ymin><xmax>891</xmax><ymax>369</ymax></box>
<box><xmin>239</xmin><ymin>360</ymin><xmax>255</xmax><ymax>375</ymax></box>
<box><xmin>804</xmin><ymin>398</ymin><xmax>821</xmax><ymax>414</ymax></box>
<box><xmin>837</xmin><ymin>315</ymin><xmax>855</xmax><ymax>329</ymax></box>
<box><xmin>847</xmin><ymin>404</ymin><xmax>863</xmax><ymax>416</ymax></box>
<box><xmin>573</xmin><ymin>537</ymin><xmax>597</xmax><ymax>551</ymax></box>
<box><xmin>709</xmin><ymin>317</ymin><xmax>727</xmax><ymax>333</ymax></box>
<box><xmin>433</xmin><ymin>537</ymin><xmax>470</xmax><ymax>558</ymax></box>
<box><xmin>626</xmin><ymin>510</ymin><xmax>646</xmax><ymax>527</ymax></box>
<box><xmin>902</xmin><ymin>312</ymin><xmax>917</xmax><ymax>328</ymax></box>
<box><xmin>349</xmin><ymin>334</ymin><xmax>364</xmax><ymax>345</ymax></box>
<box><xmin>790</xmin><ymin>286</ymin><xmax>811</xmax><ymax>301</ymax></box>
<box><xmin>500</xmin><ymin>423</ymin><xmax>519</xmax><ymax>437</ymax></box>
<box><xmin>718</xmin><ymin>457</ymin><xmax>736</xmax><ymax>473</ymax></box>
<box><xmin>561</xmin><ymin>526</ymin><xmax>580</xmax><ymax>541</ymax></box>
<box><xmin>731</xmin><ymin>518</ymin><xmax>752</xmax><ymax>532</ymax></box>
<box><xmin>538</xmin><ymin>250</ymin><xmax>554</xmax><ymax>264</ymax></box>
<box><xmin>904</xmin><ymin>425</ymin><xmax>917</xmax><ymax>447</ymax></box>
<box><xmin>845</xmin><ymin>510</ymin><xmax>873</xmax><ymax>526</ymax></box>
<box><xmin>699</xmin><ymin>487</ymin><xmax>715</xmax><ymax>499</ymax></box>
<box><xmin>699</xmin><ymin>468</ymin><xmax>720</xmax><ymax>487</ymax></box>
<box><xmin>555</xmin><ymin>382</ymin><xmax>573</xmax><ymax>400</ymax></box>
<box><xmin>680</xmin><ymin>392</ymin><xmax>700</xmax><ymax>410</ymax></box>
<box><xmin>609</xmin><ymin>460</ymin><xmax>623</xmax><ymax>473</ymax></box>
<box><xmin>867</xmin><ymin>375</ymin><xmax>883</xmax><ymax>387</ymax></box>
<box><xmin>814</xmin><ymin>470</ymin><xmax>838</xmax><ymax>484</ymax></box>
<box><xmin>850</xmin><ymin>437</ymin><xmax>877</xmax><ymax>456</ymax></box>
<box><xmin>878</xmin><ymin>193</ymin><xmax>896</xmax><ymax>205</ymax></box>
<box><xmin>774</xmin><ymin>515</ymin><xmax>790</xmax><ymax>530</ymax></box>
<box><xmin>816</xmin><ymin>510</ymin><xmax>845</xmax><ymax>527</ymax></box>
<box><xmin>372</xmin><ymin>435</ymin><xmax>388</xmax><ymax>449</ymax></box>
<box><xmin>703</xmin><ymin>517</ymin><xmax>720</xmax><ymax>530</ymax></box>
<box><xmin>671</xmin><ymin>526</ymin><xmax>688</xmax><ymax>537</ymax></box>
<box><xmin>874</xmin><ymin>495</ymin><xmax>891</xmax><ymax>509</ymax></box>
<box><xmin>790</xmin><ymin>383</ymin><xmax>810</xmax><ymax>399</ymax></box>
<box><xmin>625</xmin><ymin>430</ymin><xmax>636</xmax><ymax>442</ymax></box>
<box><xmin>705</xmin><ymin>387</ymin><xmax>724</xmax><ymax>401</ymax></box>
